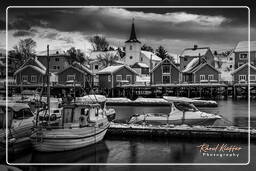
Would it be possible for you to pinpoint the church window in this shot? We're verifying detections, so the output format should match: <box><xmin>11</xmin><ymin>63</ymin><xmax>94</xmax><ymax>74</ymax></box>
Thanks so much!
<box><xmin>130</xmin><ymin>56</ymin><xmax>133</xmax><ymax>59</ymax></box>
<box><xmin>130</xmin><ymin>45</ymin><xmax>132</xmax><ymax>50</ymax></box>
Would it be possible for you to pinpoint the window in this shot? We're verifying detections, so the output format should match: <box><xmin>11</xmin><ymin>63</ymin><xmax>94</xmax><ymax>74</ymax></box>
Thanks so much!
<box><xmin>140</xmin><ymin>57</ymin><xmax>143</xmax><ymax>62</ymax></box>
<box><xmin>238</xmin><ymin>62</ymin><xmax>244</xmax><ymax>67</ymax></box>
<box><xmin>94</xmin><ymin>65</ymin><xmax>99</xmax><ymax>70</ymax></box>
<box><xmin>184</xmin><ymin>57</ymin><xmax>187</xmax><ymax>61</ymax></box>
<box><xmin>239</xmin><ymin>75</ymin><xmax>246</xmax><ymax>81</ymax></box>
<box><xmin>53</xmin><ymin>66</ymin><xmax>57</xmax><ymax>69</ymax></box>
<box><xmin>126</xmin><ymin>75</ymin><xmax>132</xmax><ymax>83</ymax></box>
<box><xmin>250</xmin><ymin>75</ymin><xmax>256</xmax><ymax>81</ymax></box>
<box><xmin>130</xmin><ymin>56</ymin><xmax>133</xmax><ymax>59</ymax></box>
<box><xmin>239</xmin><ymin>53</ymin><xmax>248</xmax><ymax>60</ymax></box>
<box><xmin>55</xmin><ymin>58</ymin><xmax>60</xmax><ymax>62</ymax></box>
<box><xmin>108</xmin><ymin>75</ymin><xmax>111</xmax><ymax>82</ymax></box>
<box><xmin>67</xmin><ymin>75</ymin><xmax>75</xmax><ymax>81</ymax></box>
<box><xmin>229</xmin><ymin>57</ymin><xmax>233</xmax><ymax>61</ymax></box>
<box><xmin>163</xmin><ymin>75</ymin><xmax>170</xmax><ymax>84</ymax></box>
<box><xmin>208</xmin><ymin>75</ymin><xmax>214</xmax><ymax>80</ymax></box>
<box><xmin>57</xmin><ymin>66</ymin><xmax>60</xmax><ymax>70</ymax></box>
<box><xmin>116</xmin><ymin>75</ymin><xmax>122</xmax><ymax>82</ymax></box>
<box><xmin>130</xmin><ymin>45</ymin><xmax>132</xmax><ymax>50</ymax></box>
<box><xmin>200</xmin><ymin>75</ymin><xmax>205</xmax><ymax>81</ymax></box>
<box><xmin>162</xmin><ymin>65</ymin><xmax>170</xmax><ymax>73</ymax></box>
<box><xmin>230</xmin><ymin>65</ymin><xmax>233</xmax><ymax>68</ymax></box>
<box><xmin>22</xmin><ymin>75</ymin><xmax>28</xmax><ymax>82</ymax></box>
<box><xmin>31</xmin><ymin>75</ymin><xmax>37</xmax><ymax>82</ymax></box>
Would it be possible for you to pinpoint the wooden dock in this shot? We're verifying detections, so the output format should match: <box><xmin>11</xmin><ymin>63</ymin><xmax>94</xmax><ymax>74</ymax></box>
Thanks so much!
<box><xmin>106</xmin><ymin>123</ymin><xmax>255</xmax><ymax>140</ymax></box>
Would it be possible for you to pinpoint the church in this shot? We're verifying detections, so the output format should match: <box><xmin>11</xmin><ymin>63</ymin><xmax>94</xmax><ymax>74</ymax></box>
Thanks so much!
<box><xmin>123</xmin><ymin>20</ymin><xmax>162</xmax><ymax>69</ymax></box>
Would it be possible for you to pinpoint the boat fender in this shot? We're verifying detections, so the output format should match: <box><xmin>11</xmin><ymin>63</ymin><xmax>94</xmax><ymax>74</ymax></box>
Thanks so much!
<box><xmin>79</xmin><ymin>115</ymin><xmax>88</xmax><ymax>127</ymax></box>
<box><xmin>50</xmin><ymin>114</ymin><xmax>57</xmax><ymax>121</ymax></box>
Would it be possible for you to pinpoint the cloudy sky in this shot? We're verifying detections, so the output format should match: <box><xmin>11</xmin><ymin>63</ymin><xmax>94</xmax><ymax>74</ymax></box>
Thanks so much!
<box><xmin>1</xmin><ymin>7</ymin><xmax>253</xmax><ymax>55</ymax></box>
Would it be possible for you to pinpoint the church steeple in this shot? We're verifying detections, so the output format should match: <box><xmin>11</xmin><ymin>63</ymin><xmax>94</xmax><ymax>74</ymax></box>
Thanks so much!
<box><xmin>125</xmin><ymin>18</ymin><xmax>141</xmax><ymax>43</ymax></box>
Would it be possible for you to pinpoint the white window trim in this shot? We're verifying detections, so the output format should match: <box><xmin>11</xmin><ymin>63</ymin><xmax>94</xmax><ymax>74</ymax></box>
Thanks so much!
<box><xmin>116</xmin><ymin>75</ymin><xmax>122</xmax><ymax>82</ymax></box>
<box><xmin>108</xmin><ymin>75</ymin><xmax>111</xmax><ymax>82</ymax></box>
<box><xmin>31</xmin><ymin>75</ymin><xmax>37</xmax><ymax>83</ymax></box>
<box><xmin>200</xmin><ymin>75</ymin><xmax>205</xmax><ymax>81</ymax></box>
<box><xmin>238</xmin><ymin>62</ymin><xmax>245</xmax><ymax>67</ymax></box>
<box><xmin>162</xmin><ymin>75</ymin><xmax>171</xmax><ymax>84</ymax></box>
<box><xmin>239</xmin><ymin>75</ymin><xmax>246</xmax><ymax>81</ymax></box>
<box><xmin>67</xmin><ymin>74</ymin><xmax>75</xmax><ymax>81</ymax></box>
<box><xmin>239</xmin><ymin>53</ymin><xmax>248</xmax><ymax>60</ymax></box>
<box><xmin>22</xmin><ymin>75</ymin><xmax>28</xmax><ymax>82</ymax></box>
<box><xmin>126</xmin><ymin>75</ymin><xmax>132</xmax><ymax>82</ymax></box>
<box><xmin>208</xmin><ymin>74</ymin><xmax>214</xmax><ymax>80</ymax></box>
<box><xmin>162</xmin><ymin>65</ymin><xmax>170</xmax><ymax>74</ymax></box>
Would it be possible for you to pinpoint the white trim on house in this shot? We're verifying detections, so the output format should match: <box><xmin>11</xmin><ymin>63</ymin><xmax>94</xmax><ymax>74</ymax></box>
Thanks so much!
<box><xmin>249</xmin><ymin>75</ymin><xmax>256</xmax><ymax>81</ymax></box>
<box><xmin>208</xmin><ymin>74</ymin><xmax>214</xmax><ymax>80</ymax></box>
<box><xmin>31</xmin><ymin>75</ymin><xmax>37</xmax><ymax>83</ymax></box>
<box><xmin>116</xmin><ymin>75</ymin><xmax>122</xmax><ymax>82</ymax></box>
<box><xmin>126</xmin><ymin>75</ymin><xmax>132</xmax><ymax>83</ymax></box>
<box><xmin>200</xmin><ymin>75</ymin><xmax>205</xmax><ymax>81</ymax></box>
<box><xmin>67</xmin><ymin>74</ymin><xmax>75</xmax><ymax>81</ymax></box>
<box><xmin>239</xmin><ymin>53</ymin><xmax>248</xmax><ymax>60</ymax></box>
<box><xmin>239</xmin><ymin>75</ymin><xmax>246</xmax><ymax>82</ymax></box>
<box><xmin>162</xmin><ymin>75</ymin><xmax>171</xmax><ymax>84</ymax></box>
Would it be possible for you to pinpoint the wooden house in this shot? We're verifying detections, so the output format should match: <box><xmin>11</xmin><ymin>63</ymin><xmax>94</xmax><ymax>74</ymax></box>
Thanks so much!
<box><xmin>181</xmin><ymin>58</ymin><xmax>220</xmax><ymax>84</ymax></box>
<box><xmin>231</xmin><ymin>63</ymin><xmax>256</xmax><ymax>84</ymax></box>
<box><xmin>14</xmin><ymin>58</ymin><xmax>46</xmax><ymax>85</ymax></box>
<box><xmin>98</xmin><ymin>65</ymin><xmax>138</xmax><ymax>89</ymax></box>
<box><xmin>131</xmin><ymin>62</ymin><xmax>149</xmax><ymax>76</ymax></box>
<box><xmin>57</xmin><ymin>61</ymin><xmax>93</xmax><ymax>87</ymax></box>
<box><xmin>150</xmin><ymin>58</ymin><xmax>180</xmax><ymax>84</ymax></box>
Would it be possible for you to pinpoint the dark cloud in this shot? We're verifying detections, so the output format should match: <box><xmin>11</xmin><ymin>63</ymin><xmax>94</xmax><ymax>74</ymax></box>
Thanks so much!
<box><xmin>13</xmin><ymin>30</ymin><xmax>36</xmax><ymax>37</ymax></box>
<box><xmin>6</xmin><ymin>7</ymin><xmax>253</xmax><ymax>46</ymax></box>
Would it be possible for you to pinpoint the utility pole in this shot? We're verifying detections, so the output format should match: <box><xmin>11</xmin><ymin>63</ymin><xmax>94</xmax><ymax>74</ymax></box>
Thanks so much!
<box><xmin>47</xmin><ymin>45</ymin><xmax>50</xmax><ymax>116</ymax></box>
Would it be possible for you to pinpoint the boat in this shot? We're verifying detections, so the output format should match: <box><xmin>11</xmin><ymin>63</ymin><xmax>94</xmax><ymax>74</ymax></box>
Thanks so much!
<box><xmin>0</xmin><ymin>102</ymin><xmax>34</xmax><ymax>153</ymax></box>
<box><xmin>76</xmin><ymin>95</ymin><xmax>116</xmax><ymax>122</ymax></box>
<box><xmin>30</xmin><ymin>95</ymin><xmax>110</xmax><ymax>152</ymax></box>
<box><xmin>128</xmin><ymin>96</ymin><xmax>221</xmax><ymax>126</ymax></box>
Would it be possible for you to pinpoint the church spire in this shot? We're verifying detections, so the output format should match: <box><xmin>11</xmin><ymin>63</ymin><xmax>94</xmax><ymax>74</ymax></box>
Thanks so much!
<box><xmin>125</xmin><ymin>18</ymin><xmax>141</xmax><ymax>43</ymax></box>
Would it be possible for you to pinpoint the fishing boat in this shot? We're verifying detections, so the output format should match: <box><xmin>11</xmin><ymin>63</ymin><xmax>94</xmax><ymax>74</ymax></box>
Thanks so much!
<box><xmin>0</xmin><ymin>102</ymin><xmax>34</xmax><ymax>153</ymax></box>
<box><xmin>128</xmin><ymin>96</ymin><xmax>221</xmax><ymax>126</ymax></box>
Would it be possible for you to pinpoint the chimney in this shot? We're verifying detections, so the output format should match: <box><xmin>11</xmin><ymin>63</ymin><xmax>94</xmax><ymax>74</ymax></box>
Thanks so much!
<box><xmin>198</xmin><ymin>53</ymin><xmax>201</xmax><ymax>64</ymax></box>
<box><xmin>193</xmin><ymin>45</ymin><xmax>198</xmax><ymax>50</ymax></box>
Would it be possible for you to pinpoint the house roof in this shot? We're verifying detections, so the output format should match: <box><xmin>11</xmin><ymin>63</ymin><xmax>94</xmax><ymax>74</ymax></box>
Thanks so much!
<box><xmin>72</xmin><ymin>61</ymin><xmax>92</xmax><ymax>75</ymax></box>
<box><xmin>14</xmin><ymin>65</ymin><xmax>46</xmax><ymax>75</ymax></box>
<box><xmin>140</xmin><ymin>51</ymin><xmax>162</xmax><ymax>61</ymax></box>
<box><xmin>88</xmin><ymin>50</ymin><xmax>119</xmax><ymax>61</ymax></box>
<box><xmin>234</xmin><ymin>41</ymin><xmax>256</xmax><ymax>52</ymax></box>
<box><xmin>182</xmin><ymin>58</ymin><xmax>199</xmax><ymax>73</ymax></box>
<box><xmin>98</xmin><ymin>65</ymin><xmax>138</xmax><ymax>75</ymax></box>
<box><xmin>231</xmin><ymin>63</ymin><xmax>256</xmax><ymax>75</ymax></box>
<box><xmin>150</xmin><ymin>58</ymin><xmax>179</xmax><ymax>73</ymax></box>
<box><xmin>57</xmin><ymin>64</ymin><xmax>92</xmax><ymax>75</ymax></box>
<box><xmin>180</xmin><ymin>47</ymin><xmax>209</xmax><ymax>57</ymax></box>
<box><xmin>131</xmin><ymin>62</ymin><xmax>149</xmax><ymax>68</ymax></box>
<box><xmin>20</xmin><ymin>57</ymin><xmax>46</xmax><ymax>71</ymax></box>
<box><xmin>125</xmin><ymin>20</ymin><xmax>141</xmax><ymax>43</ymax></box>
<box><xmin>190</xmin><ymin>62</ymin><xmax>220</xmax><ymax>74</ymax></box>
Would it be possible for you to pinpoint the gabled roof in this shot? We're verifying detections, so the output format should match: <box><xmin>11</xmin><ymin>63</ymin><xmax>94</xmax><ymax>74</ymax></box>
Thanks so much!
<box><xmin>125</xmin><ymin>20</ymin><xmax>141</xmax><ymax>43</ymax></box>
<box><xmin>20</xmin><ymin>57</ymin><xmax>46</xmax><ymax>71</ymax></box>
<box><xmin>98</xmin><ymin>65</ymin><xmax>138</xmax><ymax>75</ymax></box>
<box><xmin>234</xmin><ymin>41</ymin><xmax>256</xmax><ymax>52</ymax></box>
<box><xmin>57</xmin><ymin>64</ymin><xmax>92</xmax><ymax>75</ymax></box>
<box><xmin>150</xmin><ymin>58</ymin><xmax>180</xmax><ymax>73</ymax></box>
<box><xmin>231</xmin><ymin>63</ymin><xmax>256</xmax><ymax>75</ymax></box>
<box><xmin>88</xmin><ymin>50</ymin><xmax>119</xmax><ymax>61</ymax></box>
<box><xmin>182</xmin><ymin>58</ymin><xmax>199</xmax><ymax>73</ymax></box>
<box><xmin>72</xmin><ymin>61</ymin><xmax>92</xmax><ymax>75</ymax></box>
<box><xmin>190</xmin><ymin>62</ymin><xmax>220</xmax><ymax>74</ymax></box>
<box><xmin>140</xmin><ymin>51</ymin><xmax>162</xmax><ymax>61</ymax></box>
<box><xmin>131</xmin><ymin>62</ymin><xmax>149</xmax><ymax>68</ymax></box>
<box><xmin>180</xmin><ymin>47</ymin><xmax>210</xmax><ymax>57</ymax></box>
<box><xmin>14</xmin><ymin>65</ymin><xmax>46</xmax><ymax>75</ymax></box>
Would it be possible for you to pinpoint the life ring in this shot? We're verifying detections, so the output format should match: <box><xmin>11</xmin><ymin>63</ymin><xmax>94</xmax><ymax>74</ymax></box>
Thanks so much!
<box><xmin>50</xmin><ymin>114</ymin><xmax>57</xmax><ymax>121</ymax></box>
<box><xmin>79</xmin><ymin>115</ymin><xmax>87</xmax><ymax>127</ymax></box>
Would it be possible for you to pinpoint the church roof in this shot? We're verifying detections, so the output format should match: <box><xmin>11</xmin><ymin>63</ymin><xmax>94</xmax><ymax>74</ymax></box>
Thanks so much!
<box><xmin>125</xmin><ymin>20</ymin><xmax>141</xmax><ymax>44</ymax></box>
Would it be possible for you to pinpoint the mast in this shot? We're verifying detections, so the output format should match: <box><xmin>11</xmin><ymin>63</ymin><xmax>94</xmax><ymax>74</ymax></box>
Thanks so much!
<box><xmin>47</xmin><ymin>45</ymin><xmax>50</xmax><ymax>116</ymax></box>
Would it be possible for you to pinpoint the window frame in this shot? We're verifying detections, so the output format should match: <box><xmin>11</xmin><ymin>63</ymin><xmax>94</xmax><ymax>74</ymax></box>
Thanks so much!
<box><xmin>67</xmin><ymin>74</ymin><xmax>76</xmax><ymax>81</ymax></box>
<box><xmin>116</xmin><ymin>75</ymin><xmax>122</xmax><ymax>82</ymax></box>
<box><xmin>22</xmin><ymin>75</ymin><xmax>28</xmax><ymax>82</ymax></box>
<box><xmin>249</xmin><ymin>75</ymin><xmax>256</xmax><ymax>81</ymax></box>
<box><xmin>94</xmin><ymin>64</ymin><xmax>99</xmax><ymax>70</ymax></box>
<box><xmin>239</xmin><ymin>75</ymin><xmax>246</xmax><ymax>81</ymax></box>
<box><xmin>31</xmin><ymin>75</ymin><xmax>37</xmax><ymax>83</ymax></box>
<box><xmin>200</xmin><ymin>75</ymin><xmax>206</xmax><ymax>81</ymax></box>
<box><xmin>55</xmin><ymin>58</ymin><xmax>60</xmax><ymax>62</ymax></box>
<box><xmin>162</xmin><ymin>65</ymin><xmax>170</xmax><ymax>74</ymax></box>
<box><xmin>162</xmin><ymin>75</ymin><xmax>171</xmax><ymax>84</ymax></box>
<box><xmin>126</xmin><ymin>75</ymin><xmax>132</xmax><ymax>83</ymax></box>
<box><xmin>239</xmin><ymin>53</ymin><xmax>248</xmax><ymax>60</ymax></box>
<box><xmin>208</xmin><ymin>74</ymin><xmax>214</xmax><ymax>80</ymax></box>
<box><xmin>108</xmin><ymin>75</ymin><xmax>111</xmax><ymax>82</ymax></box>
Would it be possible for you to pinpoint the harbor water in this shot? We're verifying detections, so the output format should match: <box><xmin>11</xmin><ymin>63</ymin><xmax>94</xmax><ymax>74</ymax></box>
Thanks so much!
<box><xmin>3</xmin><ymin>99</ymin><xmax>256</xmax><ymax>167</ymax></box>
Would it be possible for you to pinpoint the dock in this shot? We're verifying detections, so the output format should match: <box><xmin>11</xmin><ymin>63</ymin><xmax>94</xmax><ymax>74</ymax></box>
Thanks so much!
<box><xmin>107</xmin><ymin>123</ymin><xmax>256</xmax><ymax>140</ymax></box>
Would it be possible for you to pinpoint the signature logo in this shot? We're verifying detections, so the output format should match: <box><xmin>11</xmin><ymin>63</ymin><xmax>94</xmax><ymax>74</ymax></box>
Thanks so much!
<box><xmin>196</xmin><ymin>143</ymin><xmax>242</xmax><ymax>158</ymax></box>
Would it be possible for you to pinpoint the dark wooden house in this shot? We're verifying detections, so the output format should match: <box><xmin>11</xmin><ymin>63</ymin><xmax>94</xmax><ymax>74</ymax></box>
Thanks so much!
<box><xmin>98</xmin><ymin>65</ymin><xmax>138</xmax><ymax>89</ymax></box>
<box><xmin>231</xmin><ymin>63</ymin><xmax>256</xmax><ymax>84</ymax></box>
<box><xmin>131</xmin><ymin>62</ymin><xmax>149</xmax><ymax>75</ymax></box>
<box><xmin>150</xmin><ymin>58</ymin><xmax>180</xmax><ymax>84</ymax></box>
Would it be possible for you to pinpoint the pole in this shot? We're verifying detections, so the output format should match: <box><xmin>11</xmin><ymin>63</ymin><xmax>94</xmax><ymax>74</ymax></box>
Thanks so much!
<box><xmin>47</xmin><ymin>45</ymin><xmax>50</xmax><ymax>117</ymax></box>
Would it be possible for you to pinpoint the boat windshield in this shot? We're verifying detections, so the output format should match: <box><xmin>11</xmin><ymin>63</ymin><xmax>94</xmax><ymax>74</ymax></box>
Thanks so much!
<box><xmin>174</xmin><ymin>102</ymin><xmax>198</xmax><ymax>112</ymax></box>
<box><xmin>13</xmin><ymin>108</ymin><xmax>34</xmax><ymax>120</ymax></box>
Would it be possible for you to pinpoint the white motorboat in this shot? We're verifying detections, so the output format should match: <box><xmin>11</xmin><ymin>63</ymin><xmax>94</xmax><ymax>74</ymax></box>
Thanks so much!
<box><xmin>30</xmin><ymin>95</ymin><xmax>110</xmax><ymax>152</ymax></box>
<box><xmin>128</xmin><ymin>96</ymin><xmax>221</xmax><ymax>126</ymax></box>
<box><xmin>0</xmin><ymin>102</ymin><xmax>34</xmax><ymax>153</ymax></box>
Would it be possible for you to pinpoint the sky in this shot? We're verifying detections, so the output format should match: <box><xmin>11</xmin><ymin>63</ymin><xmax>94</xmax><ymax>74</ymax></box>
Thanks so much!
<box><xmin>1</xmin><ymin>7</ymin><xmax>253</xmax><ymax>55</ymax></box>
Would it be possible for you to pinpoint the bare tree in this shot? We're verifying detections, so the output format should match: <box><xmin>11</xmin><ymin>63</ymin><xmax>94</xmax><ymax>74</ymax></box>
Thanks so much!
<box><xmin>97</xmin><ymin>53</ymin><xmax>119</xmax><ymax>67</ymax></box>
<box><xmin>89</xmin><ymin>35</ymin><xmax>109</xmax><ymax>51</ymax></box>
<box><xmin>67</xmin><ymin>47</ymin><xmax>85</xmax><ymax>64</ymax></box>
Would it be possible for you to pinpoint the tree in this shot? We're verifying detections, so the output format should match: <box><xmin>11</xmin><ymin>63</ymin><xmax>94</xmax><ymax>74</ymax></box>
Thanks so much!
<box><xmin>89</xmin><ymin>35</ymin><xmax>109</xmax><ymax>51</ymax></box>
<box><xmin>155</xmin><ymin>46</ymin><xmax>169</xmax><ymax>60</ymax></box>
<box><xmin>67</xmin><ymin>47</ymin><xmax>85</xmax><ymax>64</ymax></box>
<box><xmin>97</xmin><ymin>52</ymin><xmax>119</xmax><ymax>67</ymax></box>
<box><xmin>141</xmin><ymin>44</ymin><xmax>154</xmax><ymax>53</ymax></box>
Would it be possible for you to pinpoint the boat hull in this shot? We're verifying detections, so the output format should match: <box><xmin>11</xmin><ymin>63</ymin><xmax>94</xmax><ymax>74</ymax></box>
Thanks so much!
<box><xmin>30</xmin><ymin>121</ymin><xmax>109</xmax><ymax>152</ymax></box>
